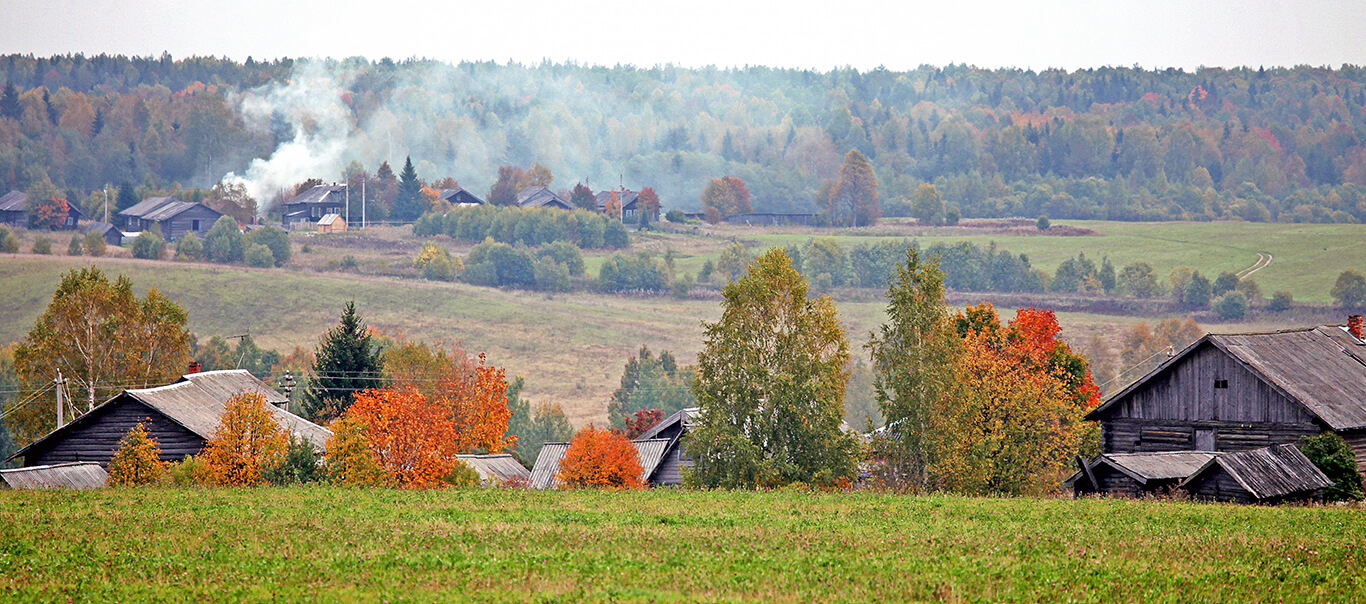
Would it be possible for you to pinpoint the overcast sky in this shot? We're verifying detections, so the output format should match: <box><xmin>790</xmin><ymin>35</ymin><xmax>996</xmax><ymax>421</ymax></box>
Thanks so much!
<box><xmin>1</xmin><ymin>0</ymin><xmax>1363</xmax><ymax>72</ymax></box>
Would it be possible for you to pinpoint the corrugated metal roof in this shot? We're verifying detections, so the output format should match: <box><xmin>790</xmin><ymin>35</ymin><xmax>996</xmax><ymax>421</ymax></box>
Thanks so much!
<box><xmin>1096</xmin><ymin>451</ymin><xmax>1219</xmax><ymax>484</ymax></box>
<box><xmin>529</xmin><ymin>442</ymin><xmax>569</xmax><ymax>489</ymax></box>
<box><xmin>284</xmin><ymin>185</ymin><xmax>346</xmax><ymax>207</ymax></box>
<box><xmin>0</xmin><ymin>191</ymin><xmax>27</xmax><ymax>212</ymax></box>
<box><xmin>1180</xmin><ymin>444</ymin><xmax>1334</xmax><ymax>500</ymax></box>
<box><xmin>0</xmin><ymin>462</ymin><xmax>108</xmax><ymax>490</ymax></box>
<box><xmin>119</xmin><ymin>196</ymin><xmax>180</xmax><ymax>218</ymax></box>
<box><xmin>456</xmin><ymin>454</ymin><xmax>529</xmax><ymax>484</ymax></box>
<box><xmin>634</xmin><ymin>438</ymin><xmax>670</xmax><ymax>481</ymax></box>
<box><xmin>1090</xmin><ymin>326</ymin><xmax>1366</xmax><ymax>430</ymax></box>
<box><xmin>317</xmin><ymin>214</ymin><xmax>343</xmax><ymax>226</ymax></box>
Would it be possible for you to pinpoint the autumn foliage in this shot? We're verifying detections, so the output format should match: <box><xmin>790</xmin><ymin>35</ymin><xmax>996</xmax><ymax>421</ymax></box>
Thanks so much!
<box><xmin>557</xmin><ymin>426</ymin><xmax>644</xmax><ymax>490</ymax></box>
<box><xmin>201</xmin><ymin>393</ymin><xmax>288</xmax><ymax>486</ymax></box>
<box><xmin>107</xmin><ymin>421</ymin><xmax>169</xmax><ymax>486</ymax></box>
<box><xmin>323</xmin><ymin>415</ymin><xmax>387</xmax><ymax>487</ymax></box>
<box><xmin>343</xmin><ymin>388</ymin><xmax>461</xmax><ymax>488</ymax></box>
<box><xmin>624</xmin><ymin>409</ymin><xmax>665</xmax><ymax>439</ymax></box>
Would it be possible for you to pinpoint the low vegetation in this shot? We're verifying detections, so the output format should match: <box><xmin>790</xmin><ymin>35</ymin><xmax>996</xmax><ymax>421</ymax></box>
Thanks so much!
<box><xmin>0</xmin><ymin>488</ymin><xmax>1362</xmax><ymax>602</ymax></box>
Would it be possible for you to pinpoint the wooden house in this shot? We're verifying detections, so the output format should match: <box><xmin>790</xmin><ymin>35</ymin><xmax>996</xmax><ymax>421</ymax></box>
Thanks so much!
<box><xmin>437</xmin><ymin>188</ymin><xmax>485</xmax><ymax>207</ymax></box>
<box><xmin>5</xmin><ymin>369</ymin><xmax>330</xmax><ymax>468</ymax></box>
<box><xmin>1085</xmin><ymin>324</ymin><xmax>1366</xmax><ymax>471</ymax></box>
<box><xmin>317</xmin><ymin>213</ymin><xmax>346</xmax><ymax>233</ymax></box>
<box><xmin>0</xmin><ymin>191</ymin><xmax>85</xmax><ymax>229</ymax></box>
<box><xmin>80</xmin><ymin>221</ymin><xmax>124</xmax><ymax>247</ymax></box>
<box><xmin>0</xmin><ymin>462</ymin><xmax>108</xmax><ymax>490</ymax></box>
<box><xmin>528</xmin><ymin>438</ymin><xmax>671</xmax><ymax>489</ymax></box>
<box><xmin>281</xmin><ymin>185</ymin><xmax>347</xmax><ymax>230</ymax></box>
<box><xmin>117</xmin><ymin>197</ymin><xmax>222</xmax><ymax>239</ymax></box>
<box><xmin>634</xmin><ymin>407</ymin><xmax>700</xmax><ymax>485</ymax></box>
<box><xmin>1178</xmin><ymin>444</ymin><xmax>1333</xmax><ymax>504</ymax></box>
<box><xmin>1068</xmin><ymin>451</ymin><xmax>1217</xmax><ymax>497</ymax></box>
<box><xmin>456</xmin><ymin>453</ymin><xmax>530</xmax><ymax>486</ymax></box>
<box><xmin>516</xmin><ymin>186</ymin><xmax>573</xmax><ymax>210</ymax></box>
<box><xmin>594</xmin><ymin>189</ymin><xmax>658</xmax><ymax>222</ymax></box>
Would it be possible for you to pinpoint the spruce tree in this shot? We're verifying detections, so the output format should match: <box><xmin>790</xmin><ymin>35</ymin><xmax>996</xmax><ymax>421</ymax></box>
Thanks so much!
<box><xmin>305</xmin><ymin>302</ymin><xmax>384</xmax><ymax>422</ymax></box>
<box><xmin>393</xmin><ymin>156</ymin><xmax>424</xmax><ymax>221</ymax></box>
<box><xmin>0</xmin><ymin>82</ymin><xmax>20</xmax><ymax>120</ymax></box>
<box><xmin>116</xmin><ymin>182</ymin><xmax>138</xmax><ymax>212</ymax></box>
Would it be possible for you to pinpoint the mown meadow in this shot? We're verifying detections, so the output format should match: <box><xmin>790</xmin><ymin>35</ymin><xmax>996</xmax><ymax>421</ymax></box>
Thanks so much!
<box><xmin>0</xmin><ymin>488</ymin><xmax>1361</xmax><ymax>602</ymax></box>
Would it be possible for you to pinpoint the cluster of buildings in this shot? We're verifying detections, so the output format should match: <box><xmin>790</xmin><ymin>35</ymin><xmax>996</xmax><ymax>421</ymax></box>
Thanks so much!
<box><xmin>0</xmin><ymin>189</ymin><xmax>225</xmax><ymax>244</ymax></box>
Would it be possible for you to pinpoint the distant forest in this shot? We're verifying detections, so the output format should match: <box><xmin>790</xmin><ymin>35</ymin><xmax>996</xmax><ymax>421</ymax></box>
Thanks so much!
<box><xmin>3</xmin><ymin>53</ymin><xmax>1366</xmax><ymax>223</ymax></box>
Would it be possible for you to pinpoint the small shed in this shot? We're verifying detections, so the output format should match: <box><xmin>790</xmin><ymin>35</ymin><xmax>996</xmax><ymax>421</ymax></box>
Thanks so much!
<box><xmin>80</xmin><ymin>221</ymin><xmax>124</xmax><ymax>247</ymax></box>
<box><xmin>456</xmin><ymin>453</ymin><xmax>530</xmax><ymax>485</ymax></box>
<box><xmin>528</xmin><ymin>438</ymin><xmax>672</xmax><ymax>489</ymax></box>
<box><xmin>0</xmin><ymin>462</ymin><xmax>108</xmax><ymax>490</ymax></box>
<box><xmin>1178</xmin><ymin>444</ymin><xmax>1333</xmax><ymax>504</ymax></box>
<box><xmin>1069</xmin><ymin>451</ymin><xmax>1218</xmax><ymax>497</ymax></box>
<box><xmin>317</xmin><ymin>213</ymin><xmax>346</xmax><ymax>233</ymax></box>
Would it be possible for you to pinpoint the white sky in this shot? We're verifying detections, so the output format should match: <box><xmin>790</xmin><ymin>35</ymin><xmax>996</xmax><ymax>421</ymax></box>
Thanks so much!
<box><xmin>0</xmin><ymin>0</ymin><xmax>1363</xmax><ymax>71</ymax></box>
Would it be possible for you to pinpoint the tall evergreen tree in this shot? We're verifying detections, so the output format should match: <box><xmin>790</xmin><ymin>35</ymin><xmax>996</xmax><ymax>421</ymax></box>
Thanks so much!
<box><xmin>115</xmin><ymin>182</ymin><xmax>138</xmax><ymax>212</ymax></box>
<box><xmin>392</xmin><ymin>156</ymin><xmax>424</xmax><ymax>221</ymax></box>
<box><xmin>0</xmin><ymin>82</ymin><xmax>19</xmax><ymax>120</ymax></box>
<box><xmin>304</xmin><ymin>302</ymin><xmax>384</xmax><ymax>422</ymax></box>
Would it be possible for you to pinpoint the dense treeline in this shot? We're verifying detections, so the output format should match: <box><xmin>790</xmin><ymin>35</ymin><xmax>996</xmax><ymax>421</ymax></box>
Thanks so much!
<box><xmin>5</xmin><ymin>54</ymin><xmax>1366</xmax><ymax>223</ymax></box>
<box><xmin>412</xmin><ymin>205</ymin><xmax>629</xmax><ymax>248</ymax></box>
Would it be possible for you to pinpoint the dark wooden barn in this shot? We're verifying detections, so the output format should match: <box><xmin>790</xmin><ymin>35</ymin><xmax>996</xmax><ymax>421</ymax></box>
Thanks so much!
<box><xmin>1178</xmin><ymin>444</ymin><xmax>1333</xmax><ymax>504</ymax></box>
<box><xmin>1069</xmin><ymin>451</ymin><xmax>1217</xmax><ymax>497</ymax></box>
<box><xmin>117</xmin><ymin>197</ymin><xmax>223</xmax><ymax>239</ymax></box>
<box><xmin>1086</xmin><ymin>324</ymin><xmax>1366</xmax><ymax>471</ymax></box>
<box><xmin>437</xmin><ymin>187</ymin><xmax>485</xmax><ymax>206</ymax></box>
<box><xmin>635</xmin><ymin>407</ymin><xmax>699</xmax><ymax>486</ymax></box>
<box><xmin>0</xmin><ymin>190</ymin><xmax>85</xmax><ymax>229</ymax></box>
<box><xmin>6</xmin><ymin>370</ymin><xmax>330</xmax><ymax>468</ymax></box>
<box><xmin>80</xmin><ymin>221</ymin><xmax>124</xmax><ymax>247</ymax></box>
<box><xmin>516</xmin><ymin>186</ymin><xmax>573</xmax><ymax>210</ymax></box>
<box><xmin>281</xmin><ymin>184</ymin><xmax>347</xmax><ymax>229</ymax></box>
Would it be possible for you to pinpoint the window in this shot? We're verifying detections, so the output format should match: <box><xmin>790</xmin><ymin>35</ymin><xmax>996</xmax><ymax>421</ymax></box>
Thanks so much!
<box><xmin>191</xmin><ymin>219</ymin><xmax>200</xmax><ymax>231</ymax></box>
<box><xmin>1214</xmin><ymin>379</ymin><xmax>1228</xmax><ymax>389</ymax></box>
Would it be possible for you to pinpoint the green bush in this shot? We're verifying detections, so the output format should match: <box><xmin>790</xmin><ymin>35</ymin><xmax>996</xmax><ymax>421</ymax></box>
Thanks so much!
<box><xmin>67</xmin><ymin>234</ymin><xmax>82</xmax><ymax>256</ymax></box>
<box><xmin>467</xmin><ymin>239</ymin><xmax>536</xmax><ymax>287</ymax></box>
<box><xmin>666</xmin><ymin>209</ymin><xmax>686</xmax><ymax>223</ymax></box>
<box><xmin>1269</xmin><ymin>290</ymin><xmax>1293</xmax><ymax>311</ymax></box>
<box><xmin>599</xmin><ymin>252</ymin><xmax>668</xmax><ymax>292</ymax></box>
<box><xmin>1</xmin><ymin>230</ymin><xmax>18</xmax><ymax>253</ymax></box>
<box><xmin>176</xmin><ymin>233</ymin><xmax>203</xmax><ymax>260</ymax></box>
<box><xmin>533</xmin><ymin>257</ymin><xmax>571</xmax><ymax>292</ymax></box>
<box><xmin>443</xmin><ymin>460</ymin><xmax>482</xmax><ymax>488</ymax></box>
<box><xmin>1213</xmin><ymin>291</ymin><xmax>1248</xmax><ymax>320</ymax></box>
<box><xmin>340</xmin><ymin>255</ymin><xmax>359</xmax><ymax>270</ymax></box>
<box><xmin>537</xmin><ymin>241</ymin><xmax>585</xmax><ymax>276</ymax></box>
<box><xmin>462</xmin><ymin>261</ymin><xmax>499</xmax><ymax>287</ymax></box>
<box><xmin>83</xmin><ymin>231</ymin><xmax>106</xmax><ymax>256</ymax></box>
<box><xmin>245</xmin><ymin>225</ymin><xmax>291</xmax><ymax>266</ymax></box>
<box><xmin>603</xmin><ymin>219</ymin><xmax>630</xmax><ymax>248</ymax></box>
<box><xmin>422</xmin><ymin>253</ymin><xmax>457</xmax><ymax>281</ymax></box>
<box><xmin>204</xmin><ymin>215</ymin><xmax>244</xmax><ymax>263</ymax></box>
<box><xmin>132</xmin><ymin>231</ymin><xmax>164</xmax><ymax>259</ymax></box>
<box><xmin>1036</xmin><ymin>215</ymin><xmax>1050</xmax><ymax>231</ymax></box>
<box><xmin>31</xmin><ymin>236</ymin><xmax>51</xmax><ymax>254</ymax></box>
<box><xmin>1298</xmin><ymin>433</ymin><xmax>1364</xmax><ymax>502</ymax></box>
<box><xmin>244</xmin><ymin>243</ymin><xmax>275</xmax><ymax>267</ymax></box>
<box><xmin>262</xmin><ymin>436</ymin><xmax>324</xmax><ymax>485</ymax></box>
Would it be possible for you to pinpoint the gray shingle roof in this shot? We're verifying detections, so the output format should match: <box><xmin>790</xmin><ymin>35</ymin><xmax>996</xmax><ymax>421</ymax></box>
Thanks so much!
<box><xmin>1093</xmin><ymin>451</ymin><xmax>1219</xmax><ymax>484</ymax></box>
<box><xmin>456</xmin><ymin>453</ymin><xmax>530</xmax><ymax>484</ymax></box>
<box><xmin>285</xmin><ymin>185</ymin><xmax>347</xmax><ymax>206</ymax></box>
<box><xmin>1090</xmin><ymin>326</ymin><xmax>1366</xmax><ymax>430</ymax></box>
<box><xmin>1179</xmin><ymin>444</ymin><xmax>1334</xmax><ymax>499</ymax></box>
<box><xmin>119</xmin><ymin>196</ymin><xmax>181</xmax><ymax>218</ymax></box>
<box><xmin>0</xmin><ymin>462</ymin><xmax>108</xmax><ymax>490</ymax></box>
<box><xmin>516</xmin><ymin>186</ymin><xmax>571</xmax><ymax>209</ymax></box>
<box><xmin>0</xmin><ymin>191</ymin><xmax>27</xmax><ymax>212</ymax></box>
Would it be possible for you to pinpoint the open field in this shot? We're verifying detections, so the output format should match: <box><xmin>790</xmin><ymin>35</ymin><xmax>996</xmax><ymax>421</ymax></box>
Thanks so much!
<box><xmin>0</xmin><ymin>488</ymin><xmax>1362</xmax><ymax>602</ymax></box>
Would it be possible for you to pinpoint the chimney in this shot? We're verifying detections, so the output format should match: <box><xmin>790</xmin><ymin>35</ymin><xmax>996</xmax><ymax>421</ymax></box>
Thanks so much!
<box><xmin>1349</xmin><ymin>315</ymin><xmax>1364</xmax><ymax>340</ymax></box>
<box><xmin>187</xmin><ymin>361</ymin><xmax>202</xmax><ymax>374</ymax></box>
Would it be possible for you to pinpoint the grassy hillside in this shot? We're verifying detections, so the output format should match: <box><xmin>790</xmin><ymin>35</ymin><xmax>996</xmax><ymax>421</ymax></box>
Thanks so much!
<box><xmin>1</xmin><ymin>488</ymin><xmax>1361</xmax><ymax>602</ymax></box>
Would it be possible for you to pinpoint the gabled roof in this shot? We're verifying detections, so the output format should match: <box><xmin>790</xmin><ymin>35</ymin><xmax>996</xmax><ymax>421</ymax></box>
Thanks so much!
<box><xmin>142</xmin><ymin>200</ymin><xmax>206</xmax><ymax>222</ymax></box>
<box><xmin>119</xmin><ymin>196</ymin><xmax>181</xmax><ymax>218</ymax></box>
<box><xmin>0</xmin><ymin>462</ymin><xmax>108</xmax><ymax>490</ymax></box>
<box><xmin>636</xmin><ymin>407</ymin><xmax>700</xmax><ymax>441</ymax></box>
<box><xmin>437</xmin><ymin>188</ymin><xmax>484</xmax><ymax>205</ymax></box>
<box><xmin>1092</xmin><ymin>451</ymin><xmax>1219</xmax><ymax>484</ymax></box>
<box><xmin>595</xmin><ymin>189</ymin><xmax>639</xmax><ymax>212</ymax></box>
<box><xmin>284</xmin><ymin>185</ymin><xmax>347</xmax><ymax>207</ymax></box>
<box><xmin>81</xmin><ymin>221</ymin><xmax>120</xmax><ymax>235</ymax></box>
<box><xmin>456</xmin><ymin>453</ymin><xmax>529</xmax><ymax>484</ymax></box>
<box><xmin>0</xmin><ymin>191</ymin><xmax>26</xmax><ymax>212</ymax></box>
<box><xmin>318</xmin><ymin>214</ymin><xmax>343</xmax><ymax>226</ymax></box>
<box><xmin>516</xmin><ymin>186</ymin><xmax>571</xmax><ymax>209</ymax></box>
<box><xmin>7</xmin><ymin>370</ymin><xmax>330</xmax><ymax>463</ymax></box>
<box><xmin>1088</xmin><ymin>326</ymin><xmax>1366</xmax><ymax>430</ymax></box>
<box><xmin>527</xmin><ymin>437</ymin><xmax>674</xmax><ymax>489</ymax></box>
<box><xmin>1178</xmin><ymin>444</ymin><xmax>1333</xmax><ymax>500</ymax></box>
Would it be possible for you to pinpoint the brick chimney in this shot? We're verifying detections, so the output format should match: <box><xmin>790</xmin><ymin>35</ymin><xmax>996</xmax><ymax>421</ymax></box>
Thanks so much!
<box><xmin>1349</xmin><ymin>315</ymin><xmax>1364</xmax><ymax>340</ymax></box>
<box><xmin>187</xmin><ymin>361</ymin><xmax>202</xmax><ymax>374</ymax></box>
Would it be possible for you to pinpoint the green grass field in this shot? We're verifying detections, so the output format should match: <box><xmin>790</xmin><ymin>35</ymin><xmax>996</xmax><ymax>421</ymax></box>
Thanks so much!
<box><xmin>0</xmin><ymin>488</ymin><xmax>1361</xmax><ymax>602</ymax></box>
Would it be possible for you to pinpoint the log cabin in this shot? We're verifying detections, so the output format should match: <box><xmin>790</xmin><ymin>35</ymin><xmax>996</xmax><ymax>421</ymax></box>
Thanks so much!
<box><xmin>1086</xmin><ymin>321</ymin><xmax>1366</xmax><ymax>472</ymax></box>
<box><xmin>5</xmin><ymin>369</ymin><xmax>330</xmax><ymax>468</ymax></box>
<box><xmin>117</xmin><ymin>197</ymin><xmax>223</xmax><ymax>239</ymax></box>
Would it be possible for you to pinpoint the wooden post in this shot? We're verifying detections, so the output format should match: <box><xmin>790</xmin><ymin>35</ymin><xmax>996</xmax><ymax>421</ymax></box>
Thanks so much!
<box><xmin>54</xmin><ymin>370</ymin><xmax>64</xmax><ymax>428</ymax></box>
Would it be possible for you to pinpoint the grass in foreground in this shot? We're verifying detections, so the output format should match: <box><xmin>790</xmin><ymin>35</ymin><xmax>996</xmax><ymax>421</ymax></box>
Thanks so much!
<box><xmin>0</xmin><ymin>488</ymin><xmax>1361</xmax><ymax>602</ymax></box>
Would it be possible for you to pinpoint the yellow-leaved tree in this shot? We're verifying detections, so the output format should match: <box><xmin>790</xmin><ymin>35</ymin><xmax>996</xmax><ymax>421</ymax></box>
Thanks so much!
<box><xmin>201</xmin><ymin>392</ymin><xmax>288</xmax><ymax>486</ymax></box>
<box><xmin>107</xmin><ymin>421</ymin><xmax>169</xmax><ymax>486</ymax></box>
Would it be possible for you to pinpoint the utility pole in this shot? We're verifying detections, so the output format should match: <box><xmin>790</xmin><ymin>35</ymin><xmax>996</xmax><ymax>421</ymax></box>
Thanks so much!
<box><xmin>54</xmin><ymin>370</ymin><xmax>65</xmax><ymax>428</ymax></box>
<box><xmin>361</xmin><ymin>179</ymin><xmax>366</xmax><ymax>229</ymax></box>
<box><xmin>103</xmin><ymin>186</ymin><xmax>109</xmax><ymax>222</ymax></box>
<box><xmin>345</xmin><ymin>182</ymin><xmax>350</xmax><ymax>224</ymax></box>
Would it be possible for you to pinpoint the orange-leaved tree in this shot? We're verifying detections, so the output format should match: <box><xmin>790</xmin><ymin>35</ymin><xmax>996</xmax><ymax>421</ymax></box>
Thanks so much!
<box><xmin>557</xmin><ymin>425</ymin><xmax>644</xmax><ymax>490</ymax></box>
<box><xmin>384</xmin><ymin>340</ymin><xmax>515</xmax><ymax>454</ymax></box>
<box><xmin>324</xmin><ymin>415</ymin><xmax>388</xmax><ymax>487</ymax></box>
<box><xmin>201</xmin><ymin>392</ymin><xmax>288</xmax><ymax>486</ymax></box>
<box><xmin>107</xmin><ymin>421</ymin><xmax>169</xmax><ymax>486</ymax></box>
<box><xmin>344</xmin><ymin>388</ymin><xmax>460</xmax><ymax>488</ymax></box>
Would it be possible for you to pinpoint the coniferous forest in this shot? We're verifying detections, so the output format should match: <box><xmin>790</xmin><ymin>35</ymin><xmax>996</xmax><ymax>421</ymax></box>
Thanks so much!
<box><xmin>3</xmin><ymin>53</ymin><xmax>1366</xmax><ymax>223</ymax></box>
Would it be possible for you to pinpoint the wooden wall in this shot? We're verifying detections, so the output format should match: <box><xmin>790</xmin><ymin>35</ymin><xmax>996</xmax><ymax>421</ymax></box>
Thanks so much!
<box><xmin>1103</xmin><ymin>419</ymin><xmax>1321</xmax><ymax>454</ymax></box>
<box><xmin>1110</xmin><ymin>344</ymin><xmax>1314</xmax><ymax>424</ymax></box>
<box><xmin>1184</xmin><ymin>469</ymin><xmax>1255</xmax><ymax>504</ymax></box>
<box><xmin>24</xmin><ymin>398</ymin><xmax>205</xmax><ymax>467</ymax></box>
<box><xmin>163</xmin><ymin>205</ymin><xmax>222</xmax><ymax>240</ymax></box>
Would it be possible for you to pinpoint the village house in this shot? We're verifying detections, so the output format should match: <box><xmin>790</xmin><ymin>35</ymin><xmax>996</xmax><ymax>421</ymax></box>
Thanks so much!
<box><xmin>528</xmin><ymin>407</ymin><xmax>698</xmax><ymax>489</ymax></box>
<box><xmin>281</xmin><ymin>184</ymin><xmax>347</xmax><ymax>230</ymax></box>
<box><xmin>0</xmin><ymin>190</ymin><xmax>85</xmax><ymax>229</ymax></box>
<box><xmin>594</xmin><ymin>189</ymin><xmax>657</xmax><ymax>222</ymax></box>
<box><xmin>437</xmin><ymin>187</ymin><xmax>485</xmax><ymax>207</ymax></box>
<box><xmin>80</xmin><ymin>221</ymin><xmax>124</xmax><ymax>247</ymax></box>
<box><xmin>117</xmin><ymin>197</ymin><xmax>223</xmax><ymax>239</ymax></box>
<box><xmin>516</xmin><ymin>186</ymin><xmax>573</xmax><ymax>210</ymax></box>
<box><xmin>1073</xmin><ymin>318</ymin><xmax>1366</xmax><ymax>501</ymax></box>
<box><xmin>5</xmin><ymin>369</ymin><xmax>330</xmax><ymax>468</ymax></box>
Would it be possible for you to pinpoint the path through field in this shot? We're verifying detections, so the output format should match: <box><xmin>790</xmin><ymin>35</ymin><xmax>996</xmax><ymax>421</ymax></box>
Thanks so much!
<box><xmin>1238</xmin><ymin>252</ymin><xmax>1274</xmax><ymax>278</ymax></box>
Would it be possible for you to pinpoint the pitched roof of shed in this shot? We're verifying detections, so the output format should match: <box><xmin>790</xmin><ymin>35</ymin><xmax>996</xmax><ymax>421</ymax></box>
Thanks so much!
<box><xmin>141</xmin><ymin>200</ymin><xmax>205</xmax><ymax>222</ymax></box>
<box><xmin>437</xmin><ymin>188</ymin><xmax>484</xmax><ymax>204</ymax></box>
<box><xmin>456</xmin><ymin>454</ymin><xmax>529</xmax><ymax>484</ymax></box>
<box><xmin>1089</xmin><ymin>326</ymin><xmax>1366</xmax><ymax>430</ymax></box>
<box><xmin>317</xmin><ymin>214</ymin><xmax>343</xmax><ymax>226</ymax></box>
<box><xmin>1179</xmin><ymin>444</ymin><xmax>1333</xmax><ymax>499</ymax></box>
<box><xmin>1094</xmin><ymin>451</ymin><xmax>1219</xmax><ymax>484</ymax></box>
<box><xmin>0</xmin><ymin>462</ymin><xmax>108</xmax><ymax>490</ymax></box>
<box><xmin>81</xmin><ymin>221</ymin><xmax>120</xmax><ymax>235</ymax></box>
